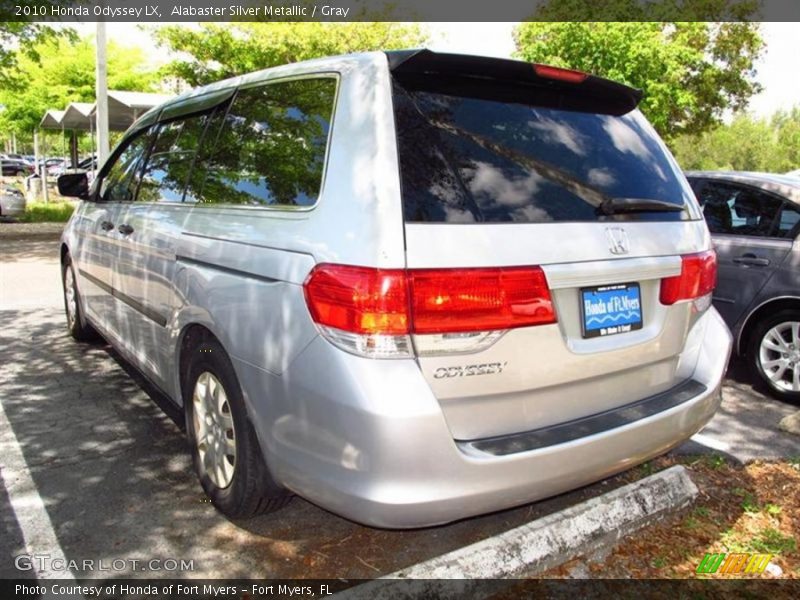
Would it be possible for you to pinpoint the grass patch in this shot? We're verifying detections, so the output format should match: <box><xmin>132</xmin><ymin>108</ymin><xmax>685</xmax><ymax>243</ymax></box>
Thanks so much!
<box><xmin>749</xmin><ymin>528</ymin><xmax>797</xmax><ymax>555</ymax></box>
<box><xmin>546</xmin><ymin>458</ymin><xmax>800</xmax><ymax>579</ymax></box>
<box><xmin>20</xmin><ymin>201</ymin><xmax>74</xmax><ymax>223</ymax></box>
<box><xmin>686</xmin><ymin>454</ymin><xmax>728</xmax><ymax>470</ymax></box>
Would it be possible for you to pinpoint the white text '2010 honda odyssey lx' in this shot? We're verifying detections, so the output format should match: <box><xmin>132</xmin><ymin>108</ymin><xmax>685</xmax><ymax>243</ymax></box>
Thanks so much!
<box><xmin>58</xmin><ymin>50</ymin><xmax>732</xmax><ymax>528</ymax></box>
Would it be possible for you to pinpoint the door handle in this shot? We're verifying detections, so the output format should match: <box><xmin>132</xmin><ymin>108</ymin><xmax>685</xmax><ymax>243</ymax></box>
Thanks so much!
<box><xmin>733</xmin><ymin>254</ymin><xmax>770</xmax><ymax>267</ymax></box>
<box><xmin>100</xmin><ymin>220</ymin><xmax>114</xmax><ymax>232</ymax></box>
<box><xmin>117</xmin><ymin>224</ymin><xmax>135</xmax><ymax>236</ymax></box>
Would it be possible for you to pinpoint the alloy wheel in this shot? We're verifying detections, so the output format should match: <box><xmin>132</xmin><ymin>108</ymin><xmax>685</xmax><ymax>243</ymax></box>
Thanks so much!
<box><xmin>759</xmin><ymin>321</ymin><xmax>800</xmax><ymax>393</ymax></box>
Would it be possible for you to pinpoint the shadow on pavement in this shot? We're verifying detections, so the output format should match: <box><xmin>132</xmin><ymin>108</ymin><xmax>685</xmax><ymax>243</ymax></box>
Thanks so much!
<box><xmin>0</xmin><ymin>306</ymin><xmax>661</xmax><ymax>580</ymax></box>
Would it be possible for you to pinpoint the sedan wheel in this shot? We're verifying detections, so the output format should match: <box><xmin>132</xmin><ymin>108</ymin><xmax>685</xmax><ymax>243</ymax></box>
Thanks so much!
<box><xmin>750</xmin><ymin>309</ymin><xmax>800</xmax><ymax>404</ymax></box>
<box><xmin>758</xmin><ymin>321</ymin><xmax>800</xmax><ymax>393</ymax></box>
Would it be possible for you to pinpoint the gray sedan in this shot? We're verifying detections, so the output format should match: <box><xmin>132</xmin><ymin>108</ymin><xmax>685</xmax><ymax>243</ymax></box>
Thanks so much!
<box><xmin>0</xmin><ymin>184</ymin><xmax>26</xmax><ymax>220</ymax></box>
<box><xmin>687</xmin><ymin>171</ymin><xmax>800</xmax><ymax>402</ymax></box>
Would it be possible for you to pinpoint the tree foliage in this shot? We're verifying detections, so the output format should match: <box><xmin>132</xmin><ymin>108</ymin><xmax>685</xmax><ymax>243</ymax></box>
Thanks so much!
<box><xmin>513</xmin><ymin>3</ymin><xmax>763</xmax><ymax>139</ymax></box>
<box><xmin>671</xmin><ymin>108</ymin><xmax>800</xmax><ymax>173</ymax></box>
<box><xmin>0</xmin><ymin>16</ymin><xmax>74</xmax><ymax>90</ymax></box>
<box><xmin>0</xmin><ymin>35</ymin><xmax>157</xmax><ymax>141</ymax></box>
<box><xmin>152</xmin><ymin>22</ymin><xmax>429</xmax><ymax>88</ymax></box>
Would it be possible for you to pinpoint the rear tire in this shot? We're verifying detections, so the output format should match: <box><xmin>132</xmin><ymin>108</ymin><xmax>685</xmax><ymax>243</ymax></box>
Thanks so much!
<box><xmin>183</xmin><ymin>337</ymin><xmax>291</xmax><ymax>518</ymax></box>
<box><xmin>61</xmin><ymin>255</ymin><xmax>99</xmax><ymax>342</ymax></box>
<box><xmin>749</xmin><ymin>309</ymin><xmax>800</xmax><ymax>404</ymax></box>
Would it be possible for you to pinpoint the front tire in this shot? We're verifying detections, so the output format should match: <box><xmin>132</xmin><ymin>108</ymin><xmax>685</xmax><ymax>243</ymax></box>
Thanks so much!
<box><xmin>184</xmin><ymin>338</ymin><xmax>291</xmax><ymax>518</ymax></box>
<box><xmin>749</xmin><ymin>309</ymin><xmax>800</xmax><ymax>404</ymax></box>
<box><xmin>62</xmin><ymin>255</ymin><xmax>99</xmax><ymax>342</ymax></box>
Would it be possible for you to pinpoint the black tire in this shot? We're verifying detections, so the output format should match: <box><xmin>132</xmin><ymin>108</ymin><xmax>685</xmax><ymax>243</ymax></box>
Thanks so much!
<box><xmin>183</xmin><ymin>337</ymin><xmax>291</xmax><ymax>518</ymax></box>
<box><xmin>61</xmin><ymin>255</ymin><xmax>100</xmax><ymax>342</ymax></box>
<box><xmin>749</xmin><ymin>309</ymin><xmax>800</xmax><ymax>404</ymax></box>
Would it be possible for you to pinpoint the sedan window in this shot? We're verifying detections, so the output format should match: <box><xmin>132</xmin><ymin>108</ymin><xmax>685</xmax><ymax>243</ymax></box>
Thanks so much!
<box><xmin>695</xmin><ymin>180</ymin><xmax>783</xmax><ymax>238</ymax></box>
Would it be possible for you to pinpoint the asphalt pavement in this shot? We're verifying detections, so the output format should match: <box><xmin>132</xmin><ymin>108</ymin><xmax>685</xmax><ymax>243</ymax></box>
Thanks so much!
<box><xmin>0</xmin><ymin>236</ymin><xmax>797</xmax><ymax>581</ymax></box>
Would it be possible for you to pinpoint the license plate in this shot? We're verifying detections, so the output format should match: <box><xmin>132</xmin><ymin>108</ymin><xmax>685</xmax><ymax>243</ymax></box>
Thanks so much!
<box><xmin>580</xmin><ymin>283</ymin><xmax>643</xmax><ymax>339</ymax></box>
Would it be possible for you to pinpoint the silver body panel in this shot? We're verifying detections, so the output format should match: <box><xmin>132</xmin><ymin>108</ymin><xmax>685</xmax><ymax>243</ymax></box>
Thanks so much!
<box><xmin>61</xmin><ymin>51</ymin><xmax>732</xmax><ymax>527</ymax></box>
<box><xmin>0</xmin><ymin>189</ymin><xmax>26</xmax><ymax>218</ymax></box>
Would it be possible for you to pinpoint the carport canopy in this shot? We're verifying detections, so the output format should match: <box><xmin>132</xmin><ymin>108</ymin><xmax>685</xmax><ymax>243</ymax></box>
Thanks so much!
<box><xmin>59</xmin><ymin>102</ymin><xmax>94</xmax><ymax>131</ymax></box>
<box><xmin>38</xmin><ymin>91</ymin><xmax>171</xmax><ymax>132</ymax></box>
<box><xmin>39</xmin><ymin>109</ymin><xmax>65</xmax><ymax>129</ymax></box>
<box><xmin>95</xmin><ymin>91</ymin><xmax>172</xmax><ymax>131</ymax></box>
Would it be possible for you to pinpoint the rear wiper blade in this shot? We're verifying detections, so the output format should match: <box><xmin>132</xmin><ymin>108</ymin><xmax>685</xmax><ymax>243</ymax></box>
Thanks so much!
<box><xmin>598</xmin><ymin>197</ymin><xmax>684</xmax><ymax>215</ymax></box>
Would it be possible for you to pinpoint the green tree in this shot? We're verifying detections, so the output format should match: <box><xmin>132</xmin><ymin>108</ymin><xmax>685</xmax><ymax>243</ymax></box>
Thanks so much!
<box><xmin>514</xmin><ymin>5</ymin><xmax>763</xmax><ymax>139</ymax></box>
<box><xmin>0</xmin><ymin>12</ymin><xmax>74</xmax><ymax>90</ymax></box>
<box><xmin>0</xmin><ymin>35</ymin><xmax>157</xmax><ymax>147</ymax></box>
<box><xmin>153</xmin><ymin>22</ymin><xmax>428</xmax><ymax>88</ymax></box>
<box><xmin>671</xmin><ymin>108</ymin><xmax>800</xmax><ymax>172</ymax></box>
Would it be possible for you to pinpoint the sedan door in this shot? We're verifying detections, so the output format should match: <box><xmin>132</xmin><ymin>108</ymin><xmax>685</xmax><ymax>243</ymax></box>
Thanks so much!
<box><xmin>693</xmin><ymin>178</ymin><xmax>798</xmax><ymax>326</ymax></box>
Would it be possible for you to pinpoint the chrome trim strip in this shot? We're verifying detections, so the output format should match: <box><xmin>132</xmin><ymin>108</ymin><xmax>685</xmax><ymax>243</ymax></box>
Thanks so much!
<box><xmin>543</xmin><ymin>255</ymin><xmax>682</xmax><ymax>289</ymax></box>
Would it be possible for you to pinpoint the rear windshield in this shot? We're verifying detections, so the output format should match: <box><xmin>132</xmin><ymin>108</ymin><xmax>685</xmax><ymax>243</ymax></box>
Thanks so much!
<box><xmin>392</xmin><ymin>82</ymin><xmax>695</xmax><ymax>224</ymax></box>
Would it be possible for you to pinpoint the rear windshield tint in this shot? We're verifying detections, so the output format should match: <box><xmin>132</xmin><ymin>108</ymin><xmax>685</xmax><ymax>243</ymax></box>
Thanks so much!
<box><xmin>393</xmin><ymin>83</ymin><xmax>695</xmax><ymax>224</ymax></box>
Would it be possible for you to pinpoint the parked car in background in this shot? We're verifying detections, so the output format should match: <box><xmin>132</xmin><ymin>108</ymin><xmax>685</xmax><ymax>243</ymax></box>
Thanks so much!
<box><xmin>686</xmin><ymin>171</ymin><xmax>800</xmax><ymax>402</ymax></box>
<box><xmin>45</xmin><ymin>159</ymin><xmax>69</xmax><ymax>176</ymax></box>
<box><xmin>58</xmin><ymin>50</ymin><xmax>731</xmax><ymax>527</ymax></box>
<box><xmin>0</xmin><ymin>184</ymin><xmax>26</xmax><ymax>219</ymax></box>
<box><xmin>53</xmin><ymin>155</ymin><xmax>97</xmax><ymax>177</ymax></box>
<box><xmin>0</xmin><ymin>158</ymin><xmax>34</xmax><ymax>177</ymax></box>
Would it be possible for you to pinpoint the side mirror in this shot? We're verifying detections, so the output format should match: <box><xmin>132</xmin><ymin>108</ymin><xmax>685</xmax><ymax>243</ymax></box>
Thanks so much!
<box><xmin>57</xmin><ymin>172</ymin><xmax>89</xmax><ymax>200</ymax></box>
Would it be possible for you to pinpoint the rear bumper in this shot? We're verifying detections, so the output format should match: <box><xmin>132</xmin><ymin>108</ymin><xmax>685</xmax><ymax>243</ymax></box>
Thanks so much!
<box><xmin>0</xmin><ymin>200</ymin><xmax>25</xmax><ymax>218</ymax></box>
<box><xmin>238</xmin><ymin>307</ymin><xmax>732</xmax><ymax>528</ymax></box>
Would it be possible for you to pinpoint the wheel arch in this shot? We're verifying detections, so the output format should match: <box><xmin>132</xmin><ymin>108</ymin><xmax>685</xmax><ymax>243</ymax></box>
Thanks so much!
<box><xmin>176</xmin><ymin>323</ymin><xmax>219</xmax><ymax>405</ymax></box>
<box><xmin>737</xmin><ymin>295</ymin><xmax>800</xmax><ymax>356</ymax></box>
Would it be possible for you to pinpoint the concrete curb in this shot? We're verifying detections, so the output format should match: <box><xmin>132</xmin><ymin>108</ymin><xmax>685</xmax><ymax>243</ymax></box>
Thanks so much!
<box><xmin>0</xmin><ymin>223</ymin><xmax>64</xmax><ymax>242</ymax></box>
<box><xmin>779</xmin><ymin>411</ymin><xmax>800</xmax><ymax>436</ymax></box>
<box><xmin>340</xmin><ymin>465</ymin><xmax>698</xmax><ymax>598</ymax></box>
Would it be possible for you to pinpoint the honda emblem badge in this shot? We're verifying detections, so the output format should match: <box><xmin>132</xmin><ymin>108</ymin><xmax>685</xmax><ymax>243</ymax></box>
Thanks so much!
<box><xmin>606</xmin><ymin>227</ymin><xmax>630</xmax><ymax>255</ymax></box>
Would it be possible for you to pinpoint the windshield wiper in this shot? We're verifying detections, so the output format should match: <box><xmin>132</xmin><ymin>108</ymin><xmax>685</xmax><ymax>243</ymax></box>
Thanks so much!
<box><xmin>598</xmin><ymin>197</ymin><xmax>684</xmax><ymax>215</ymax></box>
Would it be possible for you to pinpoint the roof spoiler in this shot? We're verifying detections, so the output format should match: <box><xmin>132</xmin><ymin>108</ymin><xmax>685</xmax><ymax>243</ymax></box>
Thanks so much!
<box><xmin>385</xmin><ymin>49</ymin><xmax>643</xmax><ymax>116</ymax></box>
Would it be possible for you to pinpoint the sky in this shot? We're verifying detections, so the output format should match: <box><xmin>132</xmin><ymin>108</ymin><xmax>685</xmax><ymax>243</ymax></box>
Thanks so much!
<box><xmin>91</xmin><ymin>21</ymin><xmax>799</xmax><ymax>118</ymax></box>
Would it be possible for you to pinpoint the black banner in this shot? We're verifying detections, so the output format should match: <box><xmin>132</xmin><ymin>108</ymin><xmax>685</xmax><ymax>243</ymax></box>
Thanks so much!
<box><xmin>3</xmin><ymin>578</ymin><xmax>800</xmax><ymax>599</ymax></box>
<box><xmin>3</xmin><ymin>0</ymin><xmax>800</xmax><ymax>22</ymax></box>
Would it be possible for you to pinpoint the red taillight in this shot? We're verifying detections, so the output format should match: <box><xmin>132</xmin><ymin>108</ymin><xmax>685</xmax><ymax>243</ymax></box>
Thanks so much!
<box><xmin>303</xmin><ymin>265</ymin><xmax>409</xmax><ymax>335</ymax></box>
<box><xmin>659</xmin><ymin>250</ymin><xmax>717</xmax><ymax>305</ymax></box>
<box><xmin>303</xmin><ymin>264</ymin><xmax>556</xmax><ymax>336</ymax></box>
<box><xmin>533</xmin><ymin>64</ymin><xmax>588</xmax><ymax>84</ymax></box>
<box><xmin>408</xmin><ymin>267</ymin><xmax>555</xmax><ymax>334</ymax></box>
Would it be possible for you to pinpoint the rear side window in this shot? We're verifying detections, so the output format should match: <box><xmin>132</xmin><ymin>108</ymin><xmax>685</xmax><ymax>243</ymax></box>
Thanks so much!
<box><xmin>195</xmin><ymin>77</ymin><xmax>337</xmax><ymax>207</ymax></box>
<box><xmin>393</xmin><ymin>83</ymin><xmax>694</xmax><ymax>223</ymax></box>
<box><xmin>695</xmin><ymin>180</ymin><xmax>787</xmax><ymax>238</ymax></box>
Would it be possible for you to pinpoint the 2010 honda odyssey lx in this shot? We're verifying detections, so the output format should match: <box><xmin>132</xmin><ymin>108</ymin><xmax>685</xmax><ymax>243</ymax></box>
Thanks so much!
<box><xmin>58</xmin><ymin>50</ymin><xmax>732</xmax><ymax>528</ymax></box>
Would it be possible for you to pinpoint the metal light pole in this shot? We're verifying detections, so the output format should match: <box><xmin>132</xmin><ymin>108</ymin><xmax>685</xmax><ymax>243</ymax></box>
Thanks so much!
<box><xmin>96</xmin><ymin>21</ymin><xmax>110</xmax><ymax>164</ymax></box>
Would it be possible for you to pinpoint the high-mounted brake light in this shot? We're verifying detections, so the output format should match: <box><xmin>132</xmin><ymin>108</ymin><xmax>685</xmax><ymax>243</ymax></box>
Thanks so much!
<box><xmin>532</xmin><ymin>64</ymin><xmax>589</xmax><ymax>84</ymax></box>
<box><xmin>303</xmin><ymin>264</ymin><xmax>556</xmax><ymax>358</ymax></box>
<box><xmin>659</xmin><ymin>250</ymin><xmax>717</xmax><ymax>305</ymax></box>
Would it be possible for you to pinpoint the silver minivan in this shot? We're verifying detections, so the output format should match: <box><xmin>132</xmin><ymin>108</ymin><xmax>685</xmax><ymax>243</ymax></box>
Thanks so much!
<box><xmin>58</xmin><ymin>50</ymin><xmax>732</xmax><ymax>528</ymax></box>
